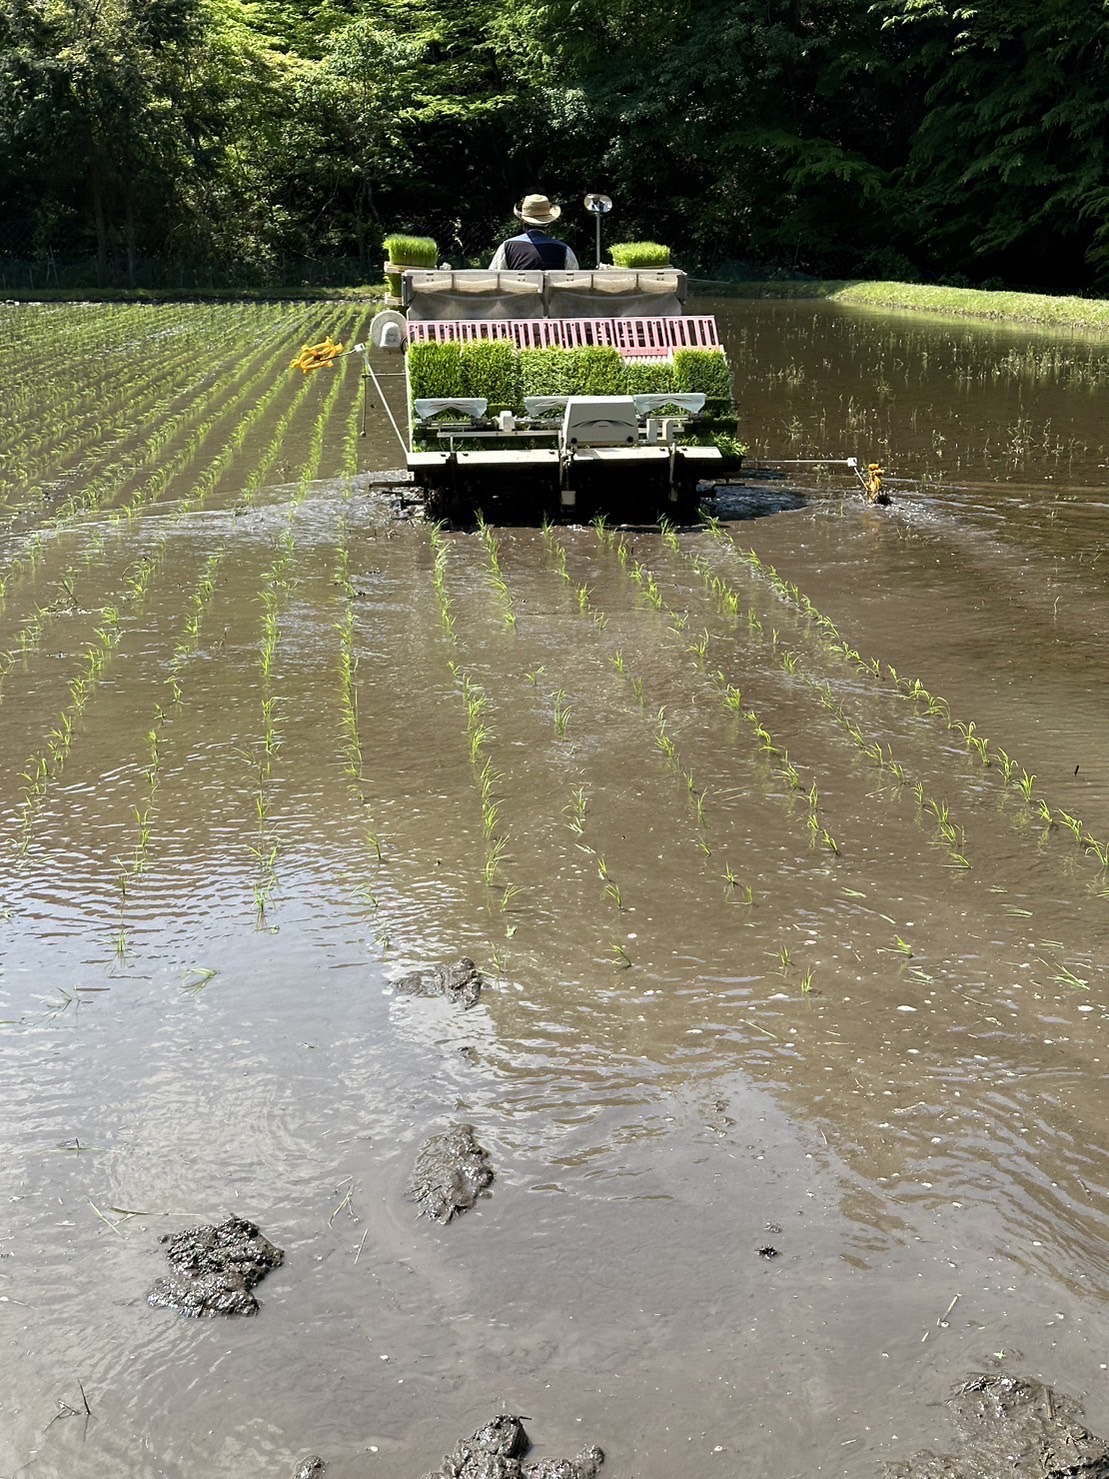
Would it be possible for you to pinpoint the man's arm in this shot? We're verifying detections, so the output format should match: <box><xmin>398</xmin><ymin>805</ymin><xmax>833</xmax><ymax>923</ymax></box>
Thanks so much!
<box><xmin>488</xmin><ymin>243</ymin><xmax>508</xmax><ymax>269</ymax></box>
<box><xmin>563</xmin><ymin>246</ymin><xmax>580</xmax><ymax>270</ymax></box>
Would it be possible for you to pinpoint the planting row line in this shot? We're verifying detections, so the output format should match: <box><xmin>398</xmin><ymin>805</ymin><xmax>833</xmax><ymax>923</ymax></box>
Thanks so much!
<box><xmin>663</xmin><ymin>526</ymin><xmax>973</xmax><ymax>870</ymax></box>
<box><xmin>702</xmin><ymin>520</ymin><xmax>1109</xmax><ymax>886</ymax></box>
<box><xmin>1</xmin><ymin>318</ymin><xmax>360</xmax><ymax>881</ymax></box>
<box><xmin>0</xmin><ymin>306</ymin><xmax>283</xmax><ymax>519</ymax></box>
<box><xmin>0</xmin><ymin>308</ymin><xmax>331</xmax><ymax>634</ymax></box>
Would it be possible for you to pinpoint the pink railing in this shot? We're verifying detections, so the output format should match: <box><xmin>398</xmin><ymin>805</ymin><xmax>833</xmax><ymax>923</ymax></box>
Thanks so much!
<box><xmin>406</xmin><ymin>316</ymin><xmax>721</xmax><ymax>357</ymax></box>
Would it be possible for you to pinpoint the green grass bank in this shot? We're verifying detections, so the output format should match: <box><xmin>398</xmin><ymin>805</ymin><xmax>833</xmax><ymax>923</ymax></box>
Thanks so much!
<box><xmin>6</xmin><ymin>277</ymin><xmax>1109</xmax><ymax>334</ymax></box>
<box><xmin>688</xmin><ymin>278</ymin><xmax>1109</xmax><ymax>332</ymax></box>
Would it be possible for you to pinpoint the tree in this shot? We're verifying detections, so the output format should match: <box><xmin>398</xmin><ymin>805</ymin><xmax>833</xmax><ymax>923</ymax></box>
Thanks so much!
<box><xmin>878</xmin><ymin>0</ymin><xmax>1109</xmax><ymax>289</ymax></box>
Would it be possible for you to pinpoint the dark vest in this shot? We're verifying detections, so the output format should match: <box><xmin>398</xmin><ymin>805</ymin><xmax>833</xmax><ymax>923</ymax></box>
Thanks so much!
<box><xmin>502</xmin><ymin>230</ymin><xmax>571</xmax><ymax>270</ymax></box>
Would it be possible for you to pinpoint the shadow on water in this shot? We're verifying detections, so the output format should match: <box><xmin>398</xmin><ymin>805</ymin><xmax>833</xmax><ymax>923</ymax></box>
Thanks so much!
<box><xmin>704</xmin><ymin>477</ymin><xmax>809</xmax><ymax>521</ymax></box>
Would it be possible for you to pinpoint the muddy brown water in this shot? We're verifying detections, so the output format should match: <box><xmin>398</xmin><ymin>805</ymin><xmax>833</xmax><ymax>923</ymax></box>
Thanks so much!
<box><xmin>2</xmin><ymin>298</ymin><xmax>1109</xmax><ymax>1479</ymax></box>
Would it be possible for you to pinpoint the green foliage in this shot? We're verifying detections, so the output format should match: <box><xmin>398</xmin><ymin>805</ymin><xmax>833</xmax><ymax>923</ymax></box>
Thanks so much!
<box><xmin>462</xmin><ymin>339</ymin><xmax>520</xmax><ymax>407</ymax></box>
<box><xmin>571</xmin><ymin>347</ymin><xmax>627</xmax><ymax>395</ymax></box>
<box><xmin>408</xmin><ymin>340</ymin><xmax>466</xmax><ymax>400</ymax></box>
<box><xmin>673</xmin><ymin>349</ymin><xmax>733</xmax><ymax>401</ymax></box>
<box><xmin>3</xmin><ymin>0</ymin><xmax>1108</xmax><ymax>290</ymax></box>
<box><xmin>383</xmin><ymin>233</ymin><xmax>439</xmax><ymax>266</ymax></box>
<box><xmin>609</xmin><ymin>242</ymin><xmax>672</xmax><ymax>267</ymax></box>
<box><xmin>519</xmin><ymin>348</ymin><xmax>576</xmax><ymax>398</ymax></box>
<box><xmin>622</xmin><ymin>361</ymin><xmax>678</xmax><ymax>394</ymax></box>
<box><xmin>876</xmin><ymin>0</ymin><xmax>1109</xmax><ymax>284</ymax></box>
<box><xmin>713</xmin><ymin>432</ymin><xmax>747</xmax><ymax>462</ymax></box>
<box><xmin>519</xmin><ymin>346</ymin><xmax>626</xmax><ymax>398</ymax></box>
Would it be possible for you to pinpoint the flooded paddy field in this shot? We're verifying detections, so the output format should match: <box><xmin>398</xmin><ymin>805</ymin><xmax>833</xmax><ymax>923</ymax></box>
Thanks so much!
<box><xmin>2</xmin><ymin>299</ymin><xmax>1109</xmax><ymax>1479</ymax></box>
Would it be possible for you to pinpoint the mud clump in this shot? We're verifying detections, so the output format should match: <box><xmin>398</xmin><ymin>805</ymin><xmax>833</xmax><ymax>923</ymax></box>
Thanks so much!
<box><xmin>393</xmin><ymin>958</ymin><xmax>483</xmax><ymax>1010</ymax></box>
<box><xmin>421</xmin><ymin>1415</ymin><xmax>603</xmax><ymax>1479</ymax></box>
<box><xmin>293</xmin><ymin>1458</ymin><xmax>325</xmax><ymax>1479</ymax></box>
<box><xmin>146</xmin><ymin>1215</ymin><xmax>283</xmax><ymax>1318</ymax></box>
<box><xmin>888</xmin><ymin>1374</ymin><xmax>1109</xmax><ymax>1479</ymax></box>
<box><xmin>409</xmin><ymin>1124</ymin><xmax>494</xmax><ymax>1224</ymax></box>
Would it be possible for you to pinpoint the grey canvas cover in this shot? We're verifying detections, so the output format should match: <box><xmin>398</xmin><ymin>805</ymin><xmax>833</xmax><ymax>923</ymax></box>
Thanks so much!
<box><xmin>404</xmin><ymin>269</ymin><xmax>686</xmax><ymax>321</ymax></box>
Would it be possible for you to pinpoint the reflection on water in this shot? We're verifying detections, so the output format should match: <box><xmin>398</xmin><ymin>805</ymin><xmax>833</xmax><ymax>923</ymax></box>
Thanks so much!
<box><xmin>2</xmin><ymin>300</ymin><xmax>1109</xmax><ymax>1478</ymax></box>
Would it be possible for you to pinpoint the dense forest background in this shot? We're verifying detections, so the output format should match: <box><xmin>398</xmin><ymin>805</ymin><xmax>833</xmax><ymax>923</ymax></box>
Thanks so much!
<box><xmin>1</xmin><ymin>0</ymin><xmax>1107</xmax><ymax>292</ymax></box>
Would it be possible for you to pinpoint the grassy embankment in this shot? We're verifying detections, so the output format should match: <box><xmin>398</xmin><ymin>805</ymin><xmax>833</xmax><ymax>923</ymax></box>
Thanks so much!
<box><xmin>0</xmin><ymin>284</ymin><xmax>392</xmax><ymax>304</ymax></box>
<box><xmin>7</xmin><ymin>277</ymin><xmax>1109</xmax><ymax>334</ymax></box>
<box><xmin>688</xmin><ymin>278</ymin><xmax>1109</xmax><ymax>332</ymax></box>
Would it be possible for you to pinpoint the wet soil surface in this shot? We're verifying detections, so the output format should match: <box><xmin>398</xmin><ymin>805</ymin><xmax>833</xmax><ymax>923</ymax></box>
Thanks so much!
<box><xmin>408</xmin><ymin>1124</ymin><xmax>494</xmax><ymax>1223</ymax></box>
<box><xmin>889</xmin><ymin>1375</ymin><xmax>1109</xmax><ymax>1479</ymax></box>
<box><xmin>146</xmin><ymin>1216</ymin><xmax>283</xmax><ymax>1317</ymax></box>
<box><xmin>422</xmin><ymin>1416</ymin><xmax>603</xmax><ymax>1479</ymax></box>
<box><xmin>392</xmin><ymin>957</ymin><xmax>484</xmax><ymax>1009</ymax></box>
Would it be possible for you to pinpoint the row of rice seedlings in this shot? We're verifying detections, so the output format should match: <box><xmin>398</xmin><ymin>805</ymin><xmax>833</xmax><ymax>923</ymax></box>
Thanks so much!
<box><xmin>0</xmin><ymin>545</ymin><xmax>102</xmax><ymax>696</ymax></box>
<box><xmin>335</xmin><ymin>566</ymin><xmax>363</xmax><ymax>784</ymax></box>
<box><xmin>13</xmin><ymin>602</ymin><xmax>125</xmax><ymax>855</ymax></box>
<box><xmin>250</xmin><ymin>546</ymin><xmax>291</xmax><ymax>919</ymax></box>
<box><xmin>541</xmin><ymin>519</ymin><xmax>609</xmax><ymax>632</ymax></box>
<box><xmin>330</xmin><ymin>525</ymin><xmax>391</xmax><ymax>954</ymax></box>
<box><xmin>603</xmin><ymin>529</ymin><xmax>839</xmax><ymax>859</ymax></box>
<box><xmin>428</xmin><ymin>524</ymin><xmax>518</xmax><ymax>925</ymax></box>
<box><xmin>242</xmin><ymin>352</ymin><xmax>350</xmax><ymax>917</ymax></box>
<box><xmin>539</xmin><ymin>525</ymin><xmax>755</xmax><ymax>899</ymax></box>
<box><xmin>673</xmin><ymin>536</ymin><xmax>970</xmax><ymax>868</ymax></box>
<box><xmin>60</xmin><ymin>308</ymin><xmax>309</xmax><ymax>525</ymax></box>
<box><xmin>700</xmin><ymin>519</ymin><xmax>1109</xmax><ymax>878</ymax></box>
<box><xmin>476</xmin><ymin>515</ymin><xmax>517</xmax><ymax>631</ymax></box>
<box><xmin>113</xmin><ymin>542</ymin><xmax>227</xmax><ymax>942</ymax></box>
<box><xmin>0</xmin><ymin>313</ymin><xmax>306</xmax><ymax>617</ymax></box>
<box><xmin>0</xmin><ymin>303</ymin><xmax>182</xmax><ymax>432</ymax></box>
<box><xmin>0</xmin><ymin>311</ymin><xmax>225</xmax><ymax>514</ymax></box>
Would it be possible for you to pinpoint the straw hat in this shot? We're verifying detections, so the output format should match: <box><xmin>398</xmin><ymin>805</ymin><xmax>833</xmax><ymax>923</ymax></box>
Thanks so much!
<box><xmin>514</xmin><ymin>193</ymin><xmax>561</xmax><ymax>225</ymax></box>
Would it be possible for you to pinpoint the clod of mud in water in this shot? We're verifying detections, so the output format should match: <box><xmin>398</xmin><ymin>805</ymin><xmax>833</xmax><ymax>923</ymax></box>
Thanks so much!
<box><xmin>888</xmin><ymin>1374</ymin><xmax>1109</xmax><ymax>1479</ymax></box>
<box><xmin>146</xmin><ymin>1215</ymin><xmax>283</xmax><ymax>1317</ymax></box>
<box><xmin>409</xmin><ymin>1123</ymin><xmax>494</xmax><ymax>1224</ymax></box>
<box><xmin>421</xmin><ymin>1414</ymin><xmax>604</xmax><ymax>1479</ymax></box>
<box><xmin>293</xmin><ymin>1458</ymin><xmax>325</xmax><ymax>1479</ymax></box>
<box><xmin>392</xmin><ymin>958</ymin><xmax>483</xmax><ymax>1009</ymax></box>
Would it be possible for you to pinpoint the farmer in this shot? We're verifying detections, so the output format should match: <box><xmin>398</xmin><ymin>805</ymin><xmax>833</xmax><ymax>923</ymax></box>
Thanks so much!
<box><xmin>488</xmin><ymin>194</ymin><xmax>580</xmax><ymax>270</ymax></box>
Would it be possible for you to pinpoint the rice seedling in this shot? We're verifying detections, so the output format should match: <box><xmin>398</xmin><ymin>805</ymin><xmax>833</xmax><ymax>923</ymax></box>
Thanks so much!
<box><xmin>483</xmin><ymin>838</ymin><xmax>508</xmax><ymax>887</ymax></box>
<box><xmin>564</xmin><ymin>784</ymin><xmax>588</xmax><ymax>834</ymax></box>
<box><xmin>799</xmin><ymin>967</ymin><xmax>816</xmax><ymax>995</ymax></box>
<box><xmin>553</xmin><ymin>689</ymin><xmax>571</xmax><ymax>739</ymax></box>
<box><xmin>1053</xmin><ymin>963</ymin><xmax>1089</xmax><ymax>990</ymax></box>
<box><xmin>610</xmin><ymin>941</ymin><xmax>632</xmax><ymax>969</ymax></box>
<box><xmin>182</xmin><ymin>967</ymin><xmax>218</xmax><ymax>996</ymax></box>
<box><xmin>654</xmin><ymin>710</ymin><xmax>677</xmax><ymax>765</ymax></box>
<box><xmin>722</xmin><ymin>865</ymin><xmax>754</xmax><ymax>904</ymax></box>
